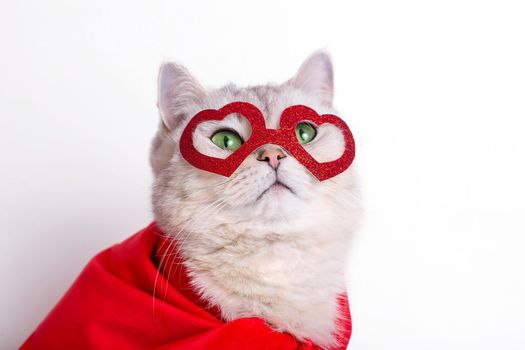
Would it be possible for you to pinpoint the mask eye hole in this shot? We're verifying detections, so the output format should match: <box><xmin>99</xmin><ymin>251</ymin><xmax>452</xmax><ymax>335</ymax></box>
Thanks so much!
<box><xmin>210</xmin><ymin>129</ymin><xmax>244</xmax><ymax>151</ymax></box>
<box><xmin>296</xmin><ymin>122</ymin><xmax>317</xmax><ymax>144</ymax></box>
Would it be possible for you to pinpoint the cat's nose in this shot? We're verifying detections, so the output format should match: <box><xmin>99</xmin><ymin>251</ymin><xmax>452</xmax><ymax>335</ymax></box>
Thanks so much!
<box><xmin>257</xmin><ymin>148</ymin><xmax>286</xmax><ymax>169</ymax></box>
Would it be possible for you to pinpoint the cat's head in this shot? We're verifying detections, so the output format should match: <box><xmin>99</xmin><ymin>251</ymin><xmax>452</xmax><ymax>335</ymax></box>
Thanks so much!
<box><xmin>151</xmin><ymin>51</ymin><xmax>359</xmax><ymax>239</ymax></box>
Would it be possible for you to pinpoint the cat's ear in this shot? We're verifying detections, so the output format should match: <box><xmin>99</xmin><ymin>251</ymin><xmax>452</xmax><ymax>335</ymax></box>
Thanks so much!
<box><xmin>288</xmin><ymin>51</ymin><xmax>334</xmax><ymax>106</ymax></box>
<box><xmin>157</xmin><ymin>62</ymin><xmax>206</xmax><ymax>130</ymax></box>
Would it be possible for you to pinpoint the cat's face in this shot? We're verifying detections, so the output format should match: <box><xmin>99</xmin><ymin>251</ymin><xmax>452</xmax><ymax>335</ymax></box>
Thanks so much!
<box><xmin>151</xmin><ymin>52</ymin><xmax>359</xmax><ymax>237</ymax></box>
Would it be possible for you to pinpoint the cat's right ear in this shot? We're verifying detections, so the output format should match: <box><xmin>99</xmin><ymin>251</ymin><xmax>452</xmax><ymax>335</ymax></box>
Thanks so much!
<box><xmin>288</xmin><ymin>51</ymin><xmax>334</xmax><ymax>107</ymax></box>
<box><xmin>157</xmin><ymin>62</ymin><xmax>205</xmax><ymax>130</ymax></box>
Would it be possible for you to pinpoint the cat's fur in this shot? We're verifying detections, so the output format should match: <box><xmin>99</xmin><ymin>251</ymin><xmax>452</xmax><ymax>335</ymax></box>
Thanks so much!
<box><xmin>150</xmin><ymin>52</ymin><xmax>360</xmax><ymax>349</ymax></box>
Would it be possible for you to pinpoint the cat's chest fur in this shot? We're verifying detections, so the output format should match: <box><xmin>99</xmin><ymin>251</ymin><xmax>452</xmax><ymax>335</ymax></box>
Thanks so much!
<box><xmin>178</xmin><ymin>222</ymin><xmax>347</xmax><ymax>348</ymax></box>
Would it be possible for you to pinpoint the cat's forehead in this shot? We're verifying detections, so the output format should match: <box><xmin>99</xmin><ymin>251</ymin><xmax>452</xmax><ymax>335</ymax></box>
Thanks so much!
<box><xmin>202</xmin><ymin>84</ymin><xmax>335</xmax><ymax>129</ymax></box>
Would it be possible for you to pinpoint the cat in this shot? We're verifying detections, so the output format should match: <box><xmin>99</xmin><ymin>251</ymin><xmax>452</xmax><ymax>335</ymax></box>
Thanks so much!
<box><xmin>150</xmin><ymin>51</ymin><xmax>360</xmax><ymax>349</ymax></box>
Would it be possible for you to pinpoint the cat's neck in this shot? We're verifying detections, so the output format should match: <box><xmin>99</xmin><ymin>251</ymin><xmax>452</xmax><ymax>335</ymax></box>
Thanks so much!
<box><xmin>176</xmin><ymin>221</ymin><xmax>348</xmax><ymax>348</ymax></box>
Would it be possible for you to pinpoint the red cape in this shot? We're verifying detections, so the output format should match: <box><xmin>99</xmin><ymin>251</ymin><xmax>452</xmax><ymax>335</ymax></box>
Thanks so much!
<box><xmin>21</xmin><ymin>222</ymin><xmax>351</xmax><ymax>349</ymax></box>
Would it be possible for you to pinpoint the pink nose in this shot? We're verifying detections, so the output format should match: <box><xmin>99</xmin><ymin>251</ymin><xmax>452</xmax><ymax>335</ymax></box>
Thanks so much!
<box><xmin>257</xmin><ymin>148</ymin><xmax>286</xmax><ymax>169</ymax></box>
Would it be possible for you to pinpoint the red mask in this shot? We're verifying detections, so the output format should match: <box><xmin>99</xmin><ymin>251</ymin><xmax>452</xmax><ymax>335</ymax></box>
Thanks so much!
<box><xmin>180</xmin><ymin>102</ymin><xmax>356</xmax><ymax>181</ymax></box>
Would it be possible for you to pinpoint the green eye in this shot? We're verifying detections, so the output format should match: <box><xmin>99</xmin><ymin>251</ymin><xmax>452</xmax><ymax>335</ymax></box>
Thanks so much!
<box><xmin>211</xmin><ymin>130</ymin><xmax>243</xmax><ymax>151</ymax></box>
<box><xmin>295</xmin><ymin>122</ymin><xmax>317</xmax><ymax>144</ymax></box>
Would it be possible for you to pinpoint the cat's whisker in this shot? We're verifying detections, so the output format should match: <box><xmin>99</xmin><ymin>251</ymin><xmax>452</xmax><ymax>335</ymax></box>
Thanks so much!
<box><xmin>184</xmin><ymin>177</ymin><xmax>234</xmax><ymax>190</ymax></box>
<box><xmin>161</xmin><ymin>197</ymin><xmax>231</xmax><ymax>300</ymax></box>
<box><xmin>154</xmin><ymin>195</ymin><xmax>230</xmax><ymax>303</ymax></box>
<box><xmin>152</xmin><ymin>235</ymin><xmax>178</xmax><ymax>308</ymax></box>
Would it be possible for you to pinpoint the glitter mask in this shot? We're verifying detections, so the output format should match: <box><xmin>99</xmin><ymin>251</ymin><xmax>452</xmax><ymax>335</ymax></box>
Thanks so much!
<box><xmin>179</xmin><ymin>102</ymin><xmax>355</xmax><ymax>181</ymax></box>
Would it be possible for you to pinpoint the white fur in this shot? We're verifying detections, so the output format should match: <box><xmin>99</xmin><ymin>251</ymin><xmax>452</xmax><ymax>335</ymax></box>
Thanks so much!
<box><xmin>151</xmin><ymin>52</ymin><xmax>361</xmax><ymax>349</ymax></box>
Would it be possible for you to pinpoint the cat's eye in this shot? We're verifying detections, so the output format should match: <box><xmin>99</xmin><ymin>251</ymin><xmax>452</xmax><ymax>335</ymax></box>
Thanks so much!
<box><xmin>211</xmin><ymin>130</ymin><xmax>244</xmax><ymax>151</ymax></box>
<box><xmin>295</xmin><ymin>122</ymin><xmax>317</xmax><ymax>144</ymax></box>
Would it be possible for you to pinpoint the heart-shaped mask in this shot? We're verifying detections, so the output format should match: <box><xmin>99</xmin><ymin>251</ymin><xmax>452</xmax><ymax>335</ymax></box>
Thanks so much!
<box><xmin>179</xmin><ymin>102</ymin><xmax>355</xmax><ymax>181</ymax></box>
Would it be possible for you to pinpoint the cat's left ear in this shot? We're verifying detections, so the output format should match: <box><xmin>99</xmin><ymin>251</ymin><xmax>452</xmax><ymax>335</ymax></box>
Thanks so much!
<box><xmin>157</xmin><ymin>62</ymin><xmax>206</xmax><ymax>130</ymax></box>
<box><xmin>288</xmin><ymin>51</ymin><xmax>334</xmax><ymax>107</ymax></box>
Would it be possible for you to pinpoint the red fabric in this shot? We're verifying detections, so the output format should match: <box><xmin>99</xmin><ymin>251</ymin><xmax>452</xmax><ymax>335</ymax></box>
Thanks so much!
<box><xmin>180</xmin><ymin>102</ymin><xmax>356</xmax><ymax>181</ymax></box>
<box><xmin>21</xmin><ymin>222</ymin><xmax>351</xmax><ymax>349</ymax></box>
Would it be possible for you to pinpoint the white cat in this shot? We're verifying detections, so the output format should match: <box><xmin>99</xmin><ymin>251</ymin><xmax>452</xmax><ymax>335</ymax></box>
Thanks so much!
<box><xmin>150</xmin><ymin>51</ymin><xmax>360</xmax><ymax>349</ymax></box>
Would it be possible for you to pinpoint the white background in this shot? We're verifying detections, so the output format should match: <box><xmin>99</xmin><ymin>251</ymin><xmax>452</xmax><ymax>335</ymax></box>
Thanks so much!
<box><xmin>1</xmin><ymin>1</ymin><xmax>524</xmax><ymax>349</ymax></box>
